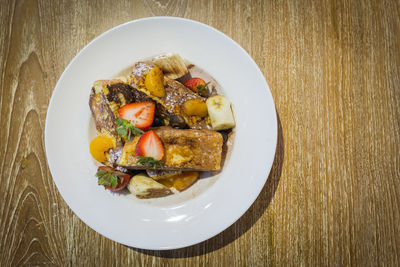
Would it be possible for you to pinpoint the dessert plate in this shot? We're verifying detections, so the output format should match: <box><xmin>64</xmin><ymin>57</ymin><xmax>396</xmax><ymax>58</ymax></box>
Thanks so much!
<box><xmin>45</xmin><ymin>17</ymin><xmax>277</xmax><ymax>250</ymax></box>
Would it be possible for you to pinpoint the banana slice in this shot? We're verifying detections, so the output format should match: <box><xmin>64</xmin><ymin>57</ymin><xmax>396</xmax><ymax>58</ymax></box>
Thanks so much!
<box><xmin>151</xmin><ymin>53</ymin><xmax>188</xmax><ymax>79</ymax></box>
<box><xmin>127</xmin><ymin>173</ymin><xmax>172</xmax><ymax>199</ymax></box>
<box><xmin>206</xmin><ymin>95</ymin><xmax>236</xmax><ymax>130</ymax></box>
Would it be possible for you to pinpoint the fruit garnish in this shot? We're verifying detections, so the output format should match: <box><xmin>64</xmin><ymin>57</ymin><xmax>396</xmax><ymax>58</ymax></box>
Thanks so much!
<box><xmin>151</xmin><ymin>53</ymin><xmax>188</xmax><ymax>79</ymax></box>
<box><xmin>172</xmin><ymin>171</ymin><xmax>198</xmax><ymax>191</ymax></box>
<box><xmin>144</xmin><ymin>67</ymin><xmax>165</xmax><ymax>97</ymax></box>
<box><xmin>127</xmin><ymin>173</ymin><xmax>172</xmax><ymax>198</ymax></box>
<box><xmin>206</xmin><ymin>95</ymin><xmax>236</xmax><ymax>130</ymax></box>
<box><xmin>96</xmin><ymin>169</ymin><xmax>121</xmax><ymax>189</ymax></box>
<box><xmin>119</xmin><ymin>101</ymin><xmax>155</xmax><ymax>130</ymax></box>
<box><xmin>183</xmin><ymin>78</ymin><xmax>210</xmax><ymax>97</ymax></box>
<box><xmin>89</xmin><ymin>136</ymin><xmax>115</xmax><ymax>163</ymax></box>
<box><xmin>137</xmin><ymin>156</ymin><xmax>163</xmax><ymax>169</ymax></box>
<box><xmin>182</xmin><ymin>99</ymin><xmax>208</xmax><ymax>117</ymax></box>
<box><xmin>96</xmin><ymin>166</ymin><xmax>131</xmax><ymax>191</ymax></box>
<box><xmin>135</xmin><ymin>130</ymin><xmax>164</xmax><ymax>160</ymax></box>
<box><xmin>158</xmin><ymin>171</ymin><xmax>199</xmax><ymax>191</ymax></box>
<box><xmin>115</xmin><ymin>118</ymin><xmax>144</xmax><ymax>140</ymax></box>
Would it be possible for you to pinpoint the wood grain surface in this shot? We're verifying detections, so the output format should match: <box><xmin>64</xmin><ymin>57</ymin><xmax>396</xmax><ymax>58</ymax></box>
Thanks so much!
<box><xmin>1</xmin><ymin>0</ymin><xmax>399</xmax><ymax>266</ymax></box>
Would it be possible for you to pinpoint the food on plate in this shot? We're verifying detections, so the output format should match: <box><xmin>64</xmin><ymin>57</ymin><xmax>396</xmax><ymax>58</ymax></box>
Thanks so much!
<box><xmin>119</xmin><ymin>101</ymin><xmax>155</xmax><ymax>130</ymax></box>
<box><xmin>90</xmin><ymin>136</ymin><xmax>115</xmax><ymax>163</ymax></box>
<box><xmin>128</xmin><ymin>173</ymin><xmax>172</xmax><ymax>198</ymax></box>
<box><xmin>144</xmin><ymin>67</ymin><xmax>165</xmax><ymax>97</ymax></box>
<box><xmin>158</xmin><ymin>171</ymin><xmax>199</xmax><ymax>191</ymax></box>
<box><xmin>88</xmin><ymin>53</ymin><xmax>235</xmax><ymax>198</ymax></box>
<box><xmin>119</xmin><ymin>127</ymin><xmax>223</xmax><ymax>171</ymax></box>
<box><xmin>135</xmin><ymin>130</ymin><xmax>165</xmax><ymax>160</ymax></box>
<box><xmin>131</xmin><ymin>61</ymin><xmax>210</xmax><ymax>129</ymax></box>
<box><xmin>183</xmin><ymin>77</ymin><xmax>210</xmax><ymax>97</ymax></box>
<box><xmin>206</xmin><ymin>95</ymin><xmax>236</xmax><ymax>130</ymax></box>
<box><xmin>89</xmin><ymin>78</ymin><xmax>136</xmax><ymax>146</ymax></box>
<box><xmin>146</xmin><ymin>169</ymin><xmax>182</xmax><ymax>180</ymax></box>
<box><xmin>182</xmin><ymin>99</ymin><xmax>208</xmax><ymax>117</ymax></box>
<box><xmin>96</xmin><ymin>166</ymin><xmax>131</xmax><ymax>191</ymax></box>
<box><xmin>115</xmin><ymin>118</ymin><xmax>144</xmax><ymax>141</ymax></box>
<box><xmin>150</xmin><ymin>53</ymin><xmax>188</xmax><ymax>79</ymax></box>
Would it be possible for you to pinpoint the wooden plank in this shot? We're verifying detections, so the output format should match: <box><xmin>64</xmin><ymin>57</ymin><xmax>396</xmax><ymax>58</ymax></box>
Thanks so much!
<box><xmin>0</xmin><ymin>0</ymin><xmax>399</xmax><ymax>265</ymax></box>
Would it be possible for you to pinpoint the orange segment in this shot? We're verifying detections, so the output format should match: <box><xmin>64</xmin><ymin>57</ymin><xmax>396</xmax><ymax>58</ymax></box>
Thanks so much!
<box><xmin>182</xmin><ymin>99</ymin><xmax>208</xmax><ymax>117</ymax></box>
<box><xmin>158</xmin><ymin>171</ymin><xmax>199</xmax><ymax>191</ymax></box>
<box><xmin>145</xmin><ymin>67</ymin><xmax>165</xmax><ymax>97</ymax></box>
<box><xmin>89</xmin><ymin>136</ymin><xmax>115</xmax><ymax>163</ymax></box>
<box><xmin>157</xmin><ymin>178</ymin><xmax>174</xmax><ymax>188</ymax></box>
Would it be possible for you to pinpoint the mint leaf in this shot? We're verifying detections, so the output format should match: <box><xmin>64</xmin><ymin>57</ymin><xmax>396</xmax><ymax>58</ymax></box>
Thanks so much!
<box><xmin>98</xmin><ymin>177</ymin><xmax>108</xmax><ymax>186</ymax></box>
<box><xmin>196</xmin><ymin>82</ymin><xmax>210</xmax><ymax>97</ymax></box>
<box><xmin>115</xmin><ymin>118</ymin><xmax>144</xmax><ymax>139</ymax></box>
<box><xmin>96</xmin><ymin>169</ymin><xmax>108</xmax><ymax>177</ymax></box>
<box><xmin>137</xmin><ymin>156</ymin><xmax>163</xmax><ymax>169</ymax></box>
<box><xmin>110</xmin><ymin>174</ymin><xmax>118</xmax><ymax>189</ymax></box>
<box><xmin>127</xmin><ymin>124</ymin><xmax>144</xmax><ymax>137</ymax></box>
<box><xmin>116</xmin><ymin>125</ymin><xmax>127</xmax><ymax>138</ymax></box>
<box><xmin>96</xmin><ymin>169</ymin><xmax>121</xmax><ymax>189</ymax></box>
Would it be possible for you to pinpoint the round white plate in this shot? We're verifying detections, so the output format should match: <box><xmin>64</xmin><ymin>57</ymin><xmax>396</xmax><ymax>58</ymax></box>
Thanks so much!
<box><xmin>45</xmin><ymin>17</ymin><xmax>277</xmax><ymax>250</ymax></box>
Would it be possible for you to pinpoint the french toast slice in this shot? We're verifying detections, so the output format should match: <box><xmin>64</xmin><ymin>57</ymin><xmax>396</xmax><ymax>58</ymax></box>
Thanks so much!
<box><xmin>89</xmin><ymin>78</ymin><xmax>136</xmax><ymax>146</ymax></box>
<box><xmin>119</xmin><ymin>127</ymin><xmax>223</xmax><ymax>171</ymax></box>
<box><xmin>129</xmin><ymin>62</ymin><xmax>211</xmax><ymax>129</ymax></box>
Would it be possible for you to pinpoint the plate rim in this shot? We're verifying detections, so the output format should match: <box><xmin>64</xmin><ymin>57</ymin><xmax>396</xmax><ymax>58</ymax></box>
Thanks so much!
<box><xmin>45</xmin><ymin>16</ymin><xmax>278</xmax><ymax>250</ymax></box>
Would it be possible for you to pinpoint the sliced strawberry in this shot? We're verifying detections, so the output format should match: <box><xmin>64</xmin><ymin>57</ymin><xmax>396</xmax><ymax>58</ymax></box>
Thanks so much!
<box><xmin>119</xmin><ymin>101</ymin><xmax>155</xmax><ymax>130</ymax></box>
<box><xmin>135</xmin><ymin>130</ymin><xmax>164</xmax><ymax>160</ymax></box>
<box><xmin>184</xmin><ymin>77</ymin><xmax>207</xmax><ymax>91</ymax></box>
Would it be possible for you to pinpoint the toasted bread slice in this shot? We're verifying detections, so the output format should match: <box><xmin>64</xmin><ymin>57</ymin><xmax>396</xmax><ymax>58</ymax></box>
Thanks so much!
<box><xmin>129</xmin><ymin>62</ymin><xmax>211</xmax><ymax>129</ymax></box>
<box><xmin>89</xmin><ymin>78</ymin><xmax>136</xmax><ymax>146</ymax></box>
<box><xmin>119</xmin><ymin>127</ymin><xmax>223</xmax><ymax>171</ymax></box>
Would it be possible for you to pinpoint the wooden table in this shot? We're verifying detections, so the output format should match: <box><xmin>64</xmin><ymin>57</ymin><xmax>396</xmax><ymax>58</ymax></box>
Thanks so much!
<box><xmin>1</xmin><ymin>0</ymin><xmax>399</xmax><ymax>265</ymax></box>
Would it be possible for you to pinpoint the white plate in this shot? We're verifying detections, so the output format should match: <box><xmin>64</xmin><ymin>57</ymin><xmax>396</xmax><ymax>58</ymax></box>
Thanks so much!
<box><xmin>45</xmin><ymin>17</ymin><xmax>277</xmax><ymax>250</ymax></box>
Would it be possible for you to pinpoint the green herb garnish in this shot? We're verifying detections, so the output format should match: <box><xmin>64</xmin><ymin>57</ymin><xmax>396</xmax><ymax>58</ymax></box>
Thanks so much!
<box><xmin>116</xmin><ymin>118</ymin><xmax>144</xmax><ymax>140</ymax></box>
<box><xmin>137</xmin><ymin>156</ymin><xmax>163</xmax><ymax>169</ymax></box>
<box><xmin>196</xmin><ymin>82</ymin><xmax>210</xmax><ymax>97</ymax></box>
<box><xmin>95</xmin><ymin>169</ymin><xmax>122</xmax><ymax>189</ymax></box>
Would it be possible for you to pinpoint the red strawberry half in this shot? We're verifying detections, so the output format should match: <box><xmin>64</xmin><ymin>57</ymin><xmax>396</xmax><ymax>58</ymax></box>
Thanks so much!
<box><xmin>135</xmin><ymin>130</ymin><xmax>164</xmax><ymax>160</ymax></box>
<box><xmin>119</xmin><ymin>101</ymin><xmax>155</xmax><ymax>130</ymax></box>
<box><xmin>184</xmin><ymin>77</ymin><xmax>207</xmax><ymax>91</ymax></box>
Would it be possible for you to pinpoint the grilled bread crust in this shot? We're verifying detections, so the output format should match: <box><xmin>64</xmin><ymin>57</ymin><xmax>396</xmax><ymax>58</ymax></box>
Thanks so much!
<box><xmin>119</xmin><ymin>127</ymin><xmax>223</xmax><ymax>171</ymax></box>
